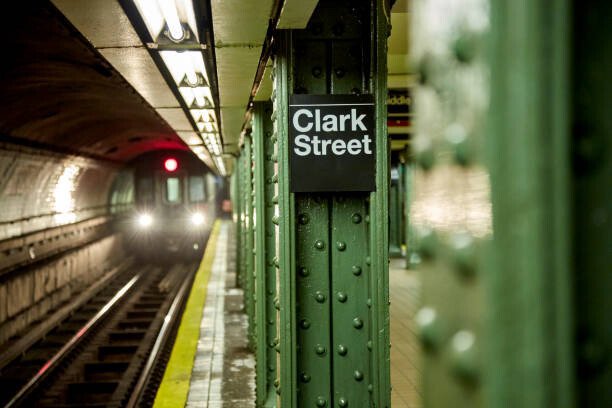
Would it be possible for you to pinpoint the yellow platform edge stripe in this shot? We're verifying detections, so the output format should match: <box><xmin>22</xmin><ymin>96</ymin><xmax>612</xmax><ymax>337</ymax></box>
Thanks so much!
<box><xmin>153</xmin><ymin>220</ymin><xmax>221</xmax><ymax>408</ymax></box>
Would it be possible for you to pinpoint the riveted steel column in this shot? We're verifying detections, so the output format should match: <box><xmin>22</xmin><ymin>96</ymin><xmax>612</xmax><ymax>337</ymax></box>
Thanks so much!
<box><xmin>272</xmin><ymin>1</ymin><xmax>390</xmax><ymax>406</ymax></box>
<box><xmin>572</xmin><ymin>1</ymin><xmax>612</xmax><ymax>406</ymax></box>
<box><xmin>252</xmin><ymin>101</ymin><xmax>278</xmax><ymax>407</ymax></box>
<box><xmin>411</xmin><ymin>0</ymin><xmax>572</xmax><ymax>407</ymax></box>
<box><xmin>243</xmin><ymin>134</ymin><xmax>256</xmax><ymax>351</ymax></box>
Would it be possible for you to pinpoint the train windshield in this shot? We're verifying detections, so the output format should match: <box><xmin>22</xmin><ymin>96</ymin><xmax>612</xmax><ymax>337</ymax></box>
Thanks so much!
<box><xmin>165</xmin><ymin>177</ymin><xmax>182</xmax><ymax>203</ymax></box>
<box><xmin>137</xmin><ymin>177</ymin><xmax>154</xmax><ymax>206</ymax></box>
<box><xmin>189</xmin><ymin>175</ymin><xmax>206</xmax><ymax>202</ymax></box>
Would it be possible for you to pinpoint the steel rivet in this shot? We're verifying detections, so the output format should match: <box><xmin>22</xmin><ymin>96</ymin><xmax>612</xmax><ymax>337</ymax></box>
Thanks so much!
<box><xmin>315</xmin><ymin>345</ymin><xmax>327</xmax><ymax>355</ymax></box>
<box><xmin>315</xmin><ymin>240</ymin><xmax>325</xmax><ymax>250</ymax></box>
<box><xmin>312</xmin><ymin>67</ymin><xmax>323</xmax><ymax>78</ymax></box>
<box><xmin>316</xmin><ymin>397</ymin><xmax>327</xmax><ymax>407</ymax></box>
<box><xmin>336</xmin><ymin>241</ymin><xmax>346</xmax><ymax>251</ymax></box>
<box><xmin>300</xmin><ymin>372</ymin><xmax>311</xmax><ymax>383</ymax></box>
<box><xmin>315</xmin><ymin>291</ymin><xmax>327</xmax><ymax>303</ymax></box>
<box><xmin>352</xmin><ymin>318</ymin><xmax>363</xmax><ymax>329</ymax></box>
<box><xmin>450</xmin><ymin>330</ymin><xmax>479</xmax><ymax>383</ymax></box>
<box><xmin>273</xmin><ymin>256</ymin><xmax>280</xmax><ymax>268</ymax></box>
<box><xmin>450</xmin><ymin>232</ymin><xmax>477</xmax><ymax>278</ymax></box>
<box><xmin>351</xmin><ymin>88</ymin><xmax>361</xmax><ymax>95</ymax></box>
<box><xmin>300</xmin><ymin>319</ymin><xmax>311</xmax><ymax>329</ymax></box>
<box><xmin>351</xmin><ymin>213</ymin><xmax>362</xmax><ymax>224</ymax></box>
<box><xmin>351</xmin><ymin>265</ymin><xmax>362</xmax><ymax>276</ymax></box>
<box><xmin>367</xmin><ymin>340</ymin><xmax>372</xmax><ymax>350</ymax></box>
<box><xmin>416</xmin><ymin>140</ymin><xmax>435</xmax><ymax>170</ymax></box>
<box><xmin>268</xmin><ymin>319</ymin><xmax>274</xmax><ymax>325</ymax></box>
<box><xmin>274</xmin><ymin>379</ymin><xmax>280</xmax><ymax>388</ymax></box>
<box><xmin>337</xmin><ymin>344</ymin><xmax>348</xmax><ymax>356</ymax></box>
<box><xmin>416</xmin><ymin>307</ymin><xmax>443</xmax><ymax>350</ymax></box>
<box><xmin>417</xmin><ymin>227</ymin><xmax>437</xmax><ymax>259</ymax></box>
<box><xmin>269</xmin><ymin>365</ymin><xmax>275</xmax><ymax>372</ymax></box>
<box><xmin>337</xmin><ymin>292</ymin><xmax>348</xmax><ymax>303</ymax></box>
<box><xmin>298</xmin><ymin>213</ymin><xmax>310</xmax><ymax>225</ymax></box>
<box><xmin>274</xmin><ymin>298</ymin><xmax>280</xmax><ymax>310</ymax></box>
<box><xmin>367</xmin><ymin>384</ymin><xmax>373</xmax><ymax>393</ymax></box>
<box><xmin>335</xmin><ymin>68</ymin><xmax>346</xmax><ymax>78</ymax></box>
<box><xmin>338</xmin><ymin>397</ymin><xmax>348</xmax><ymax>407</ymax></box>
<box><xmin>364</xmin><ymin>215</ymin><xmax>370</xmax><ymax>223</ymax></box>
<box><xmin>353</xmin><ymin>370</ymin><xmax>364</xmax><ymax>381</ymax></box>
<box><xmin>366</xmin><ymin>298</ymin><xmax>372</xmax><ymax>308</ymax></box>
<box><xmin>299</xmin><ymin>267</ymin><xmax>310</xmax><ymax>277</ymax></box>
<box><xmin>453</xmin><ymin>32</ymin><xmax>480</xmax><ymax>63</ymax></box>
<box><xmin>365</xmin><ymin>256</ymin><xmax>371</xmax><ymax>265</ymax></box>
<box><xmin>445</xmin><ymin>123</ymin><xmax>472</xmax><ymax>166</ymax></box>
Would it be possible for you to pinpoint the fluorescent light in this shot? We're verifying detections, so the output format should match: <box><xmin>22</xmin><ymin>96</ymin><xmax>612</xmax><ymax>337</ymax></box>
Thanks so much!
<box><xmin>160</xmin><ymin>50</ymin><xmax>205</xmax><ymax>86</ymax></box>
<box><xmin>213</xmin><ymin>156</ymin><xmax>226</xmax><ymax>175</ymax></box>
<box><xmin>190</xmin><ymin>109</ymin><xmax>215</xmax><ymax>123</ymax></box>
<box><xmin>157</xmin><ymin>0</ymin><xmax>183</xmax><ymax>41</ymax></box>
<box><xmin>133</xmin><ymin>0</ymin><xmax>165</xmax><ymax>41</ymax></box>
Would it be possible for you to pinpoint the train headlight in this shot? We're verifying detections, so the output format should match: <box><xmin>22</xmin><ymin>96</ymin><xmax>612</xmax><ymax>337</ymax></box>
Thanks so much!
<box><xmin>137</xmin><ymin>213</ymin><xmax>153</xmax><ymax>228</ymax></box>
<box><xmin>190</xmin><ymin>212</ymin><xmax>204</xmax><ymax>226</ymax></box>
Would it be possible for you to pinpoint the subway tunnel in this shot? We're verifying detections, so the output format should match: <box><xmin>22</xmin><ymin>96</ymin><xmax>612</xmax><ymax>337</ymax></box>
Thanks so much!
<box><xmin>0</xmin><ymin>0</ymin><xmax>610</xmax><ymax>407</ymax></box>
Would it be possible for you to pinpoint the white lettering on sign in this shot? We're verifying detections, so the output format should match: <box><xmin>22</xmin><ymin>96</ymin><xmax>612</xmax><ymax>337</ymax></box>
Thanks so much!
<box><xmin>291</xmin><ymin>108</ymin><xmax>372</xmax><ymax>157</ymax></box>
<box><xmin>292</xmin><ymin>108</ymin><xmax>368</xmax><ymax>133</ymax></box>
<box><xmin>293</xmin><ymin>134</ymin><xmax>372</xmax><ymax>156</ymax></box>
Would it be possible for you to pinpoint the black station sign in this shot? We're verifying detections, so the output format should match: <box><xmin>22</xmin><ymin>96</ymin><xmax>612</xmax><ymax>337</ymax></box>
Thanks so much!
<box><xmin>289</xmin><ymin>94</ymin><xmax>376</xmax><ymax>192</ymax></box>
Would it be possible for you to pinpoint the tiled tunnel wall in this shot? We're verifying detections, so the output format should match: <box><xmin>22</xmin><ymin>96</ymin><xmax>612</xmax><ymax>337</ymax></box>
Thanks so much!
<box><xmin>0</xmin><ymin>142</ymin><xmax>135</xmax><ymax>346</ymax></box>
<box><xmin>0</xmin><ymin>143</ymin><xmax>133</xmax><ymax>241</ymax></box>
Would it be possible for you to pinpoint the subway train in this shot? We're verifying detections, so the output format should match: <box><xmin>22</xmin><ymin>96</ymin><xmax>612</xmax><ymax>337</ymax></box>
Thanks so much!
<box><xmin>126</xmin><ymin>150</ymin><xmax>220</xmax><ymax>260</ymax></box>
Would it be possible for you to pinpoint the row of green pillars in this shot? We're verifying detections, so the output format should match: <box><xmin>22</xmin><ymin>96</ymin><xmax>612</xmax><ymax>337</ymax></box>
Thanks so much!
<box><xmin>233</xmin><ymin>0</ymin><xmax>391</xmax><ymax>406</ymax></box>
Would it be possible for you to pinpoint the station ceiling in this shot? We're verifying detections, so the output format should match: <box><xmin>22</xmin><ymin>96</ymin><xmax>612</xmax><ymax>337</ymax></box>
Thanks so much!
<box><xmin>0</xmin><ymin>0</ymin><xmax>410</xmax><ymax>172</ymax></box>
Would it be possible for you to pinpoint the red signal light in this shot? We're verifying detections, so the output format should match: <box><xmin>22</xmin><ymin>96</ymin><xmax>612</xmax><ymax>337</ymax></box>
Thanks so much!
<box><xmin>164</xmin><ymin>158</ymin><xmax>178</xmax><ymax>172</ymax></box>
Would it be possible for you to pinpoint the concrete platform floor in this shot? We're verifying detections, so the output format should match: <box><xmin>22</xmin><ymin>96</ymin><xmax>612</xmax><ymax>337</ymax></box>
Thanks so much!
<box><xmin>390</xmin><ymin>258</ymin><xmax>422</xmax><ymax>407</ymax></box>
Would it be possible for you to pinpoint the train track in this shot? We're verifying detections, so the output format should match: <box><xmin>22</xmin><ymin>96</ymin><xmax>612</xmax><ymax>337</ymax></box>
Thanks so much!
<box><xmin>0</xmin><ymin>260</ymin><xmax>199</xmax><ymax>407</ymax></box>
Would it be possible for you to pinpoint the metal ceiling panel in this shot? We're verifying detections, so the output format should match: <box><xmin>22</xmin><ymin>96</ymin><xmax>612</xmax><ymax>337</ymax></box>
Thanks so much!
<box><xmin>177</xmin><ymin>131</ymin><xmax>203</xmax><ymax>146</ymax></box>
<box><xmin>216</xmin><ymin>47</ymin><xmax>263</xmax><ymax>107</ymax></box>
<box><xmin>156</xmin><ymin>108</ymin><xmax>193</xmax><ymax>132</ymax></box>
<box><xmin>219</xmin><ymin>107</ymin><xmax>246</xmax><ymax>147</ymax></box>
<box><xmin>51</xmin><ymin>0</ymin><xmax>141</xmax><ymax>48</ymax></box>
<box><xmin>99</xmin><ymin>48</ymin><xmax>181</xmax><ymax>108</ymax></box>
<box><xmin>211</xmin><ymin>0</ymin><xmax>273</xmax><ymax>44</ymax></box>
<box><xmin>254</xmin><ymin>63</ymin><xmax>273</xmax><ymax>101</ymax></box>
<box><xmin>276</xmin><ymin>0</ymin><xmax>319</xmax><ymax>29</ymax></box>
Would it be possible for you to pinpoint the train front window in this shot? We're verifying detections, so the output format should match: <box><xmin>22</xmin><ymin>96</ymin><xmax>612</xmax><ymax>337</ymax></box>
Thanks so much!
<box><xmin>165</xmin><ymin>177</ymin><xmax>182</xmax><ymax>203</ymax></box>
<box><xmin>189</xmin><ymin>175</ymin><xmax>206</xmax><ymax>202</ymax></box>
<box><xmin>137</xmin><ymin>177</ymin><xmax>154</xmax><ymax>205</ymax></box>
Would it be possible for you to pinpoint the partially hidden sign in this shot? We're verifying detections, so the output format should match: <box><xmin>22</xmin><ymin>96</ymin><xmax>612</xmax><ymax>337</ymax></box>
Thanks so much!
<box><xmin>289</xmin><ymin>94</ymin><xmax>376</xmax><ymax>192</ymax></box>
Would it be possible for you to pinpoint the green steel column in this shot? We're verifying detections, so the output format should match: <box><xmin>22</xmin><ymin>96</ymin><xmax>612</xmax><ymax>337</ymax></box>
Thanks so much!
<box><xmin>572</xmin><ymin>1</ymin><xmax>612</xmax><ymax>405</ymax></box>
<box><xmin>252</xmin><ymin>101</ymin><xmax>278</xmax><ymax>407</ymax></box>
<box><xmin>272</xmin><ymin>1</ymin><xmax>390</xmax><ymax>406</ymax></box>
<box><xmin>410</xmin><ymin>0</ymin><xmax>572</xmax><ymax>407</ymax></box>
<box><xmin>243</xmin><ymin>134</ymin><xmax>256</xmax><ymax>350</ymax></box>
<box><xmin>389</xmin><ymin>168</ymin><xmax>402</xmax><ymax>257</ymax></box>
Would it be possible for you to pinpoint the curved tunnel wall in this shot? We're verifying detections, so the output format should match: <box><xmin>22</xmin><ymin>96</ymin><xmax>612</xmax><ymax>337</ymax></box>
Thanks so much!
<box><xmin>0</xmin><ymin>142</ymin><xmax>133</xmax><ymax>241</ymax></box>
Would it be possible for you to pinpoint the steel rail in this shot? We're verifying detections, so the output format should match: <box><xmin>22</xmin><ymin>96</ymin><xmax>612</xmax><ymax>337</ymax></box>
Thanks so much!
<box><xmin>4</xmin><ymin>274</ymin><xmax>141</xmax><ymax>408</ymax></box>
<box><xmin>126</xmin><ymin>271</ymin><xmax>193</xmax><ymax>407</ymax></box>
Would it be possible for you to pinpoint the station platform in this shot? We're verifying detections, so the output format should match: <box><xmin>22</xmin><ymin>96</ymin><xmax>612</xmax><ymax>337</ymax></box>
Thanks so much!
<box><xmin>153</xmin><ymin>221</ymin><xmax>421</xmax><ymax>407</ymax></box>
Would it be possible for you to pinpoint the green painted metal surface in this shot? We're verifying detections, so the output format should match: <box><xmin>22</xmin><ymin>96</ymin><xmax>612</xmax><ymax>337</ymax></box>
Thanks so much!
<box><xmin>252</xmin><ymin>101</ymin><xmax>278</xmax><ymax>407</ymax></box>
<box><xmin>410</xmin><ymin>0</ymin><xmax>575</xmax><ymax>406</ymax></box>
<box><xmin>269</xmin><ymin>0</ymin><xmax>391</xmax><ymax>406</ymax></box>
<box><xmin>572</xmin><ymin>1</ymin><xmax>612</xmax><ymax>406</ymax></box>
